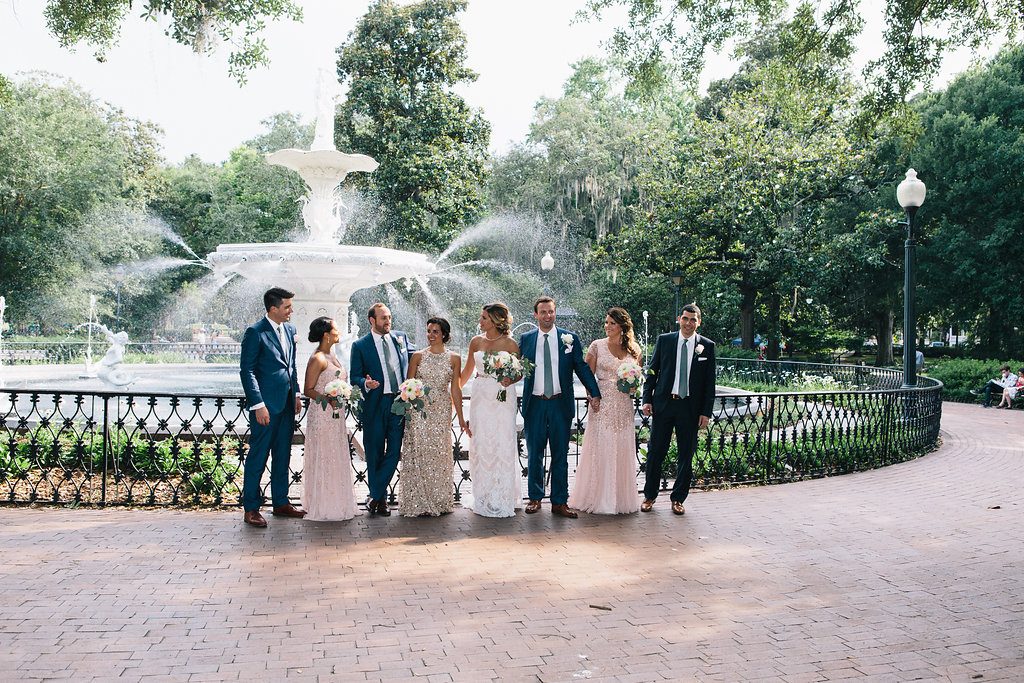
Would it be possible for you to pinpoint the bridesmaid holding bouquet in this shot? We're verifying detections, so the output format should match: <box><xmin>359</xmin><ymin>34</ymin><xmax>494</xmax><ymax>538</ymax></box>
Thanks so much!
<box><xmin>569</xmin><ymin>307</ymin><xmax>642</xmax><ymax>514</ymax></box>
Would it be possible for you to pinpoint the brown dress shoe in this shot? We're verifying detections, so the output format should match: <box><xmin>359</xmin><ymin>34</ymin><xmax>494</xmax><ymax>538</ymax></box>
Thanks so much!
<box><xmin>672</xmin><ymin>501</ymin><xmax>686</xmax><ymax>515</ymax></box>
<box><xmin>551</xmin><ymin>504</ymin><xmax>578</xmax><ymax>519</ymax></box>
<box><xmin>640</xmin><ymin>499</ymin><xmax>655</xmax><ymax>512</ymax></box>
<box><xmin>272</xmin><ymin>503</ymin><xmax>307</xmax><ymax>518</ymax></box>
<box><xmin>243</xmin><ymin>510</ymin><xmax>267</xmax><ymax>528</ymax></box>
<box><xmin>366</xmin><ymin>499</ymin><xmax>378</xmax><ymax>515</ymax></box>
<box><xmin>525</xmin><ymin>500</ymin><xmax>542</xmax><ymax>514</ymax></box>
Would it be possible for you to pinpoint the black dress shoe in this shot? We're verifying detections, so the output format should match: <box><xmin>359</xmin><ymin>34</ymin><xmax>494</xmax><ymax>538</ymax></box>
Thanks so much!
<box><xmin>367</xmin><ymin>499</ymin><xmax>378</xmax><ymax>514</ymax></box>
<box><xmin>376</xmin><ymin>500</ymin><xmax>392</xmax><ymax>517</ymax></box>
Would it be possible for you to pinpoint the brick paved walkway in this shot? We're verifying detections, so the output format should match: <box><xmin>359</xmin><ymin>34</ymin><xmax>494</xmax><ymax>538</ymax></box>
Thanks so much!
<box><xmin>2</xmin><ymin>401</ymin><xmax>1022</xmax><ymax>682</ymax></box>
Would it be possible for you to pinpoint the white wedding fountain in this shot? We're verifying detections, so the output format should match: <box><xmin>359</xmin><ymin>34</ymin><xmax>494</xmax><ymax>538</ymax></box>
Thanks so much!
<box><xmin>207</xmin><ymin>69</ymin><xmax>436</xmax><ymax>350</ymax></box>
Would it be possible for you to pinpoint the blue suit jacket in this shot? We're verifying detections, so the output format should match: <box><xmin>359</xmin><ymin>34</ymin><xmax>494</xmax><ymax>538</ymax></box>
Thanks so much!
<box><xmin>349</xmin><ymin>330</ymin><xmax>411</xmax><ymax>419</ymax></box>
<box><xmin>520</xmin><ymin>327</ymin><xmax>601</xmax><ymax>420</ymax></box>
<box><xmin>239</xmin><ymin>317</ymin><xmax>300</xmax><ymax>414</ymax></box>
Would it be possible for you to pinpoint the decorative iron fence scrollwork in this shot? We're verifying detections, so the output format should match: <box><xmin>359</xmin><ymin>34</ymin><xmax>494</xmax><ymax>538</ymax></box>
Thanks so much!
<box><xmin>0</xmin><ymin>360</ymin><xmax>942</xmax><ymax>507</ymax></box>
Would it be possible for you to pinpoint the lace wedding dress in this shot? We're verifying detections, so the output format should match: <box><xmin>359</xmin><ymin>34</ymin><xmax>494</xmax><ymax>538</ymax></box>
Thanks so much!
<box><xmin>468</xmin><ymin>350</ymin><xmax>521</xmax><ymax>517</ymax></box>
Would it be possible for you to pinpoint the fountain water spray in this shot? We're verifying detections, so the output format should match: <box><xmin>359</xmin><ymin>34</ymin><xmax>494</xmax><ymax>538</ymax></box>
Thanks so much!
<box><xmin>207</xmin><ymin>67</ymin><xmax>435</xmax><ymax>353</ymax></box>
<box><xmin>82</xmin><ymin>295</ymin><xmax>98</xmax><ymax>377</ymax></box>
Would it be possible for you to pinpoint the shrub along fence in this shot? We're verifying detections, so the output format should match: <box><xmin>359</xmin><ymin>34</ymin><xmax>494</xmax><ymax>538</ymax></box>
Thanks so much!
<box><xmin>0</xmin><ymin>360</ymin><xmax>942</xmax><ymax>507</ymax></box>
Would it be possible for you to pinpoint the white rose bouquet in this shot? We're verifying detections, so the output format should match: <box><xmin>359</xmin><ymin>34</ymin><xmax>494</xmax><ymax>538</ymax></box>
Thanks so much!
<box><xmin>311</xmin><ymin>370</ymin><xmax>362</xmax><ymax>419</ymax></box>
<box><xmin>390</xmin><ymin>378</ymin><xmax>432</xmax><ymax>418</ymax></box>
<box><xmin>615</xmin><ymin>359</ymin><xmax>647</xmax><ymax>397</ymax></box>
<box><xmin>483</xmin><ymin>350</ymin><xmax>535</xmax><ymax>402</ymax></box>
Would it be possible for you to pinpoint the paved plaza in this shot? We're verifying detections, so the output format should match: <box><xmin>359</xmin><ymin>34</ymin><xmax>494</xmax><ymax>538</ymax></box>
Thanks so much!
<box><xmin>2</xmin><ymin>401</ymin><xmax>1022</xmax><ymax>682</ymax></box>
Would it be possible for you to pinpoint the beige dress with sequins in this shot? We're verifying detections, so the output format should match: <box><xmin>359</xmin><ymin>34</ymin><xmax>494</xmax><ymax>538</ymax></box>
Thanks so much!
<box><xmin>398</xmin><ymin>350</ymin><xmax>455</xmax><ymax>516</ymax></box>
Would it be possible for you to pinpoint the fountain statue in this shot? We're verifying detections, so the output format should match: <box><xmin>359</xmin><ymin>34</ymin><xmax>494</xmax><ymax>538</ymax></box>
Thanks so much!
<box><xmin>207</xmin><ymin>68</ymin><xmax>435</xmax><ymax>353</ymax></box>
<box><xmin>94</xmin><ymin>325</ymin><xmax>135</xmax><ymax>387</ymax></box>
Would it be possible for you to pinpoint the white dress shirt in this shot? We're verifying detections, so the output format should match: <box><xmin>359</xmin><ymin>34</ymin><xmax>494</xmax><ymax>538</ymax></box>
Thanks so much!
<box><xmin>672</xmin><ymin>333</ymin><xmax>696</xmax><ymax>397</ymax></box>
<box><xmin>532</xmin><ymin>329</ymin><xmax>563</xmax><ymax>397</ymax></box>
<box><xmin>373</xmin><ymin>331</ymin><xmax>402</xmax><ymax>393</ymax></box>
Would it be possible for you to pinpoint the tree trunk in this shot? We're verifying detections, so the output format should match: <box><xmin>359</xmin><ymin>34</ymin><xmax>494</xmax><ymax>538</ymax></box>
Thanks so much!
<box><xmin>766</xmin><ymin>294</ymin><xmax>781</xmax><ymax>361</ymax></box>
<box><xmin>739</xmin><ymin>280</ymin><xmax>756</xmax><ymax>350</ymax></box>
<box><xmin>875</xmin><ymin>310</ymin><xmax>894</xmax><ymax>367</ymax></box>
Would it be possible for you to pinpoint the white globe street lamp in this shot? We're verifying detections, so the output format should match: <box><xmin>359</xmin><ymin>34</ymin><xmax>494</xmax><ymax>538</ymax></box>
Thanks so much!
<box><xmin>896</xmin><ymin>168</ymin><xmax>927</xmax><ymax>388</ymax></box>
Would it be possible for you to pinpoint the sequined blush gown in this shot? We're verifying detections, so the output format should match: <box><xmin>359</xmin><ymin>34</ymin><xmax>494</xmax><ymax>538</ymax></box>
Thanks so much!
<box><xmin>399</xmin><ymin>350</ymin><xmax>455</xmax><ymax>517</ymax></box>
<box><xmin>303</xmin><ymin>361</ymin><xmax>358</xmax><ymax>521</ymax></box>
<box><xmin>569</xmin><ymin>339</ymin><xmax>641</xmax><ymax>514</ymax></box>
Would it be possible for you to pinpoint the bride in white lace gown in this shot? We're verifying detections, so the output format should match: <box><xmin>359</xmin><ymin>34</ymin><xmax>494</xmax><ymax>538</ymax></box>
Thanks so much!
<box><xmin>460</xmin><ymin>303</ymin><xmax>522</xmax><ymax>518</ymax></box>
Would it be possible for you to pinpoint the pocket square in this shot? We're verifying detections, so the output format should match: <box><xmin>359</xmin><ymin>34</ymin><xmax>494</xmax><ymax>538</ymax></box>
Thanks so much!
<box><xmin>697</xmin><ymin>357</ymin><xmax>708</xmax><ymax>362</ymax></box>
<box><xmin>564</xmin><ymin>349</ymin><xmax>571</xmax><ymax>354</ymax></box>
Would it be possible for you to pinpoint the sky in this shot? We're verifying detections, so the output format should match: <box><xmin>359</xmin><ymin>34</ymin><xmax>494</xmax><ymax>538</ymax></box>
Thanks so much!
<box><xmin>0</xmin><ymin>1</ymin><xmax>996</xmax><ymax>164</ymax></box>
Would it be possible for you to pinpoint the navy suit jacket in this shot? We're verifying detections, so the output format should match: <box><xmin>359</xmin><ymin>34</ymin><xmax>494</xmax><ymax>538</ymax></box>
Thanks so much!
<box><xmin>642</xmin><ymin>332</ymin><xmax>716</xmax><ymax>417</ymax></box>
<box><xmin>349</xmin><ymin>330</ymin><xmax>411</xmax><ymax>419</ymax></box>
<box><xmin>239</xmin><ymin>317</ymin><xmax>300</xmax><ymax>414</ymax></box>
<box><xmin>520</xmin><ymin>327</ymin><xmax>601</xmax><ymax>420</ymax></box>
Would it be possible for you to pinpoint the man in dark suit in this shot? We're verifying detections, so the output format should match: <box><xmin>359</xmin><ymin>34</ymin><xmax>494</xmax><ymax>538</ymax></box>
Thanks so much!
<box><xmin>520</xmin><ymin>296</ymin><xmax>601</xmax><ymax>518</ymax></box>
<box><xmin>239</xmin><ymin>287</ymin><xmax>306</xmax><ymax>528</ymax></box>
<box><xmin>641</xmin><ymin>303</ymin><xmax>716</xmax><ymax>516</ymax></box>
<box><xmin>349</xmin><ymin>303</ymin><xmax>411</xmax><ymax>516</ymax></box>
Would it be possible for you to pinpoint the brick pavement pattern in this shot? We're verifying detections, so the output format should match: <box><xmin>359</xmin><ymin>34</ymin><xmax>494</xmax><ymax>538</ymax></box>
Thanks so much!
<box><xmin>2</xmin><ymin>401</ymin><xmax>1022</xmax><ymax>682</ymax></box>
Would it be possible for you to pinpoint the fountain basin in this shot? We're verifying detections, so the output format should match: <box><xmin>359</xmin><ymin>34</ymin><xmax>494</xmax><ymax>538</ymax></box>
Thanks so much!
<box><xmin>208</xmin><ymin>242</ymin><xmax>436</xmax><ymax>350</ymax></box>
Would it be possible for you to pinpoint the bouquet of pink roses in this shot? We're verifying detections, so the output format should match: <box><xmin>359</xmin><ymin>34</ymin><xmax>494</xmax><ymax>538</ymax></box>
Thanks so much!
<box><xmin>483</xmin><ymin>350</ymin><xmax>535</xmax><ymax>402</ymax></box>
<box><xmin>390</xmin><ymin>378</ymin><xmax>432</xmax><ymax>418</ymax></box>
<box><xmin>311</xmin><ymin>371</ymin><xmax>362</xmax><ymax>419</ymax></box>
<box><xmin>615</xmin><ymin>359</ymin><xmax>647</xmax><ymax>397</ymax></box>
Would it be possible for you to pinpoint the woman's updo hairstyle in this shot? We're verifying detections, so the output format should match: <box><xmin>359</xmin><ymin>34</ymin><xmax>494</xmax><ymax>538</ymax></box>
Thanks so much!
<box><xmin>308</xmin><ymin>316</ymin><xmax>334</xmax><ymax>343</ymax></box>
<box><xmin>483</xmin><ymin>302</ymin><xmax>512</xmax><ymax>336</ymax></box>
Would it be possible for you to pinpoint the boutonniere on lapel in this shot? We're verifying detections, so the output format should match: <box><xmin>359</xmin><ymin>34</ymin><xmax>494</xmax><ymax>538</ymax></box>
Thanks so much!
<box><xmin>393</xmin><ymin>335</ymin><xmax>407</xmax><ymax>353</ymax></box>
<box><xmin>293</xmin><ymin>333</ymin><xmax>299</xmax><ymax>345</ymax></box>
<box><xmin>694</xmin><ymin>343</ymin><xmax>705</xmax><ymax>356</ymax></box>
<box><xmin>560</xmin><ymin>333</ymin><xmax>574</xmax><ymax>354</ymax></box>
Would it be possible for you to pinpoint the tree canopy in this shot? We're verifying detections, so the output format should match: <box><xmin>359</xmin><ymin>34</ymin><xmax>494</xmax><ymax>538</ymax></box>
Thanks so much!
<box><xmin>335</xmin><ymin>0</ymin><xmax>490</xmax><ymax>253</ymax></box>
<box><xmin>583</xmin><ymin>0</ymin><xmax>1023</xmax><ymax>117</ymax></box>
<box><xmin>42</xmin><ymin>0</ymin><xmax>302</xmax><ymax>82</ymax></box>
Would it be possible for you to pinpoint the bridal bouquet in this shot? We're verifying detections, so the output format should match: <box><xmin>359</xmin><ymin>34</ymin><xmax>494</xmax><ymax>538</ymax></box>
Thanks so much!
<box><xmin>615</xmin><ymin>359</ymin><xmax>647</xmax><ymax>397</ymax></box>
<box><xmin>483</xmin><ymin>350</ymin><xmax>535</xmax><ymax>402</ymax></box>
<box><xmin>390</xmin><ymin>378</ymin><xmax>432</xmax><ymax>419</ymax></box>
<box><xmin>312</xmin><ymin>371</ymin><xmax>362</xmax><ymax>419</ymax></box>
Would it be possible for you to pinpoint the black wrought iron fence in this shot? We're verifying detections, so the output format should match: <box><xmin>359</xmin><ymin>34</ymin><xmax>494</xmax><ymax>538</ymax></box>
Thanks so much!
<box><xmin>0</xmin><ymin>360</ymin><xmax>943</xmax><ymax>507</ymax></box>
<box><xmin>717</xmin><ymin>357</ymin><xmax>904</xmax><ymax>390</ymax></box>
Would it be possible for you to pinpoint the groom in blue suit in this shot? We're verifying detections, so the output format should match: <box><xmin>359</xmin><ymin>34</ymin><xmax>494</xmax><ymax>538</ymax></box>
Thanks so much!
<box><xmin>350</xmin><ymin>303</ymin><xmax>411</xmax><ymax>516</ymax></box>
<box><xmin>239</xmin><ymin>287</ymin><xmax>306</xmax><ymax>528</ymax></box>
<box><xmin>520</xmin><ymin>296</ymin><xmax>601</xmax><ymax>518</ymax></box>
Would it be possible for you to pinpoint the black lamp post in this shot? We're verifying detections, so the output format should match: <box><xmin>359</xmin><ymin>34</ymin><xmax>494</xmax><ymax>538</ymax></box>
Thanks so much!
<box><xmin>896</xmin><ymin>168</ymin><xmax>927</xmax><ymax>388</ymax></box>
<box><xmin>670</xmin><ymin>271</ymin><xmax>684</xmax><ymax>320</ymax></box>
